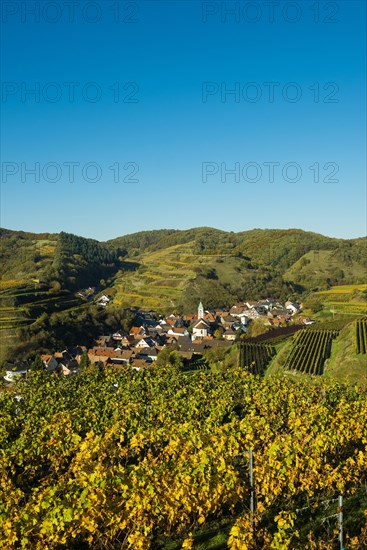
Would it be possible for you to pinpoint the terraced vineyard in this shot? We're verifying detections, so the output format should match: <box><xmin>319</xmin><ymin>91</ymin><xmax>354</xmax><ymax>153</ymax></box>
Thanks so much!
<box><xmin>315</xmin><ymin>284</ymin><xmax>367</xmax><ymax>316</ymax></box>
<box><xmin>238</xmin><ymin>342</ymin><xmax>276</xmax><ymax>375</ymax></box>
<box><xmin>0</xmin><ymin>282</ymin><xmax>37</xmax><ymax>331</ymax></box>
<box><xmin>356</xmin><ymin>318</ymin><xmax>367</xmax><ymax>354</ymax></box>
<box><xmin>284</xmin><ymin>329</ymin><xmax>339</xmax><ymax>375</ymax></box>
<box><xmin>112</xmin><ymin>242</ymin><xmax>237</xmax><ymax>310</ymax></box>
<box><xmin>0</xmin><ymin>280</ymin><xmax>87</xmax><ymax>363</ymax></box>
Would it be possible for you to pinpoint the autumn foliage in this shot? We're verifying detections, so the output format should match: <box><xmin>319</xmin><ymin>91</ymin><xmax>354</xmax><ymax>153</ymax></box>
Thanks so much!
<box><xmin>1</xmin><ymin>366</ymin><xmax>366</xmax><ymax>549</ymax></box>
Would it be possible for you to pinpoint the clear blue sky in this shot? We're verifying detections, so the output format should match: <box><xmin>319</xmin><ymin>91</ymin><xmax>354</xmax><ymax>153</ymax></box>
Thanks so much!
<box><xmin>1</xmin><ymin>0</ymin><xmax>366</xmax><ymax>240</ymax></box>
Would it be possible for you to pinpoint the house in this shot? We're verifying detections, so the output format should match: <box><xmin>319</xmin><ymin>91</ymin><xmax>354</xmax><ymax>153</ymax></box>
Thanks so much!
<box><xmin>135</xmin><ymin>337</ymin><xmax>156</xmax><ymax>348</ymax></box>
<box><xmin>167</xmin><ymin>327</ymin><xmax>189</xmax><ymax>338</ymax></box>
<box><xmin>54</xmin><ymin>350</ymin><xmax>76</xmax><ymax>363</ymax></box>
<box><xmin>183</xmin><ymin>313</ymin><xmax>197</xmax><ymax>322</ymax></box>
<box><xmin>120</xmin><ymin>335</ymin><xmax>135</xmax><ymax>347</ymax></box>
<box><xmin>229</xmin><ymin>306</ymin><xmax>249</xmax><ymax>325</ymax></box>
<box><xmin>51</xmin><ymin>351</ymin><xmax>78</xmax><ymax>375</ymax></box>
<box><xmin>158</xmin><ymin>323</ymin><xmax>172</xmax><ymax>333</ymax></box>
<box><xmin>192</xmin><ymin>319</ymin><xmax>210</xmax><ymax>340</ymax></box>
<box><xmin>216</xmin><ymin>309</ymin><xmax>231</xmax><ymax>317</ymax></box>
<box><xmin>268</xmin><ymin>309</ymin><xmax>290</xmax><ymax>320</ymax></box>
<box><xmin>94</xmin><ymin>335</ymin><xmax>115</xmax><ymax>348</ymax></box>
<box><xmin>41</xmin><ymin>354</ymin><xmax>59</xmax><ymax>372</ymax></box>
<box><xmin>223</xmin><ymin>327</ymin><xmax>237</xmax><ymax>341</ymax></box>
<box><xmin>59</xmin><ymin>363</ymin><xmax>75</xmax><ymax>376</ymax></box>
<box><xmin>131</xmin><ymin>358</ymin><xmax>150</xmax><ymax>369</ymax></box>
<box><xmin>299</xmin><ymin>317</ymin><xmax>316</xmax><ymax>325</ymax></box>
<box><xmin>136</xmin><ymin>347</ymin><xmax>158</xmax><ymax>362</ymax></box>
<box><xmin>110</xmin><ymin>349</ymin><xmax>133</xmax><ymax>365</ymax></box>
<box><xmin>95</xmin><ymin>294</ymin><xmax>111</xmax><ymax>307</ymax></box>
<box><xmin>203</xmin><ymin>312</ymin><xmax>217</xmax><ymax>323</ymax></box>
<box><xmin>129</xmin><ymin>326</ymin><xmax>146</xmax><ymax>338</ymax></box>
<box><xmin>76</xmin><ymin>287</ymin><xmax>95</xmax><ymax>300</ymax></box>
<box><xmin>285</xmin><ymin>301</ymin><xmax>300</xmax><ymax>315</ymax></box>
<box><xmin>245</xmin><ymin>308</ymin><xmax>261</xmax><ymax>319</ymax></box>
<box><xmin>4</xmin><ymin>362</ymin><xmax>28</xmax><ymax>382</ymax></box>
<box><xmin>220</xmin><ymin>314</ymin><xmax>238</xmax><ymax>329</ymax></box>
<box><xmin>87</xmin><ymin>347</ymin><xmax>116</xmax><ymax>364</ymax></box>
<box><xmin>233</xmin><ymin>323</ymin><xmax>246</xmax><ymax>334</ymax></box>
<box><xmin>167</xmin><ymin>313</ymin><xmax>180</xmax><ymax>320</ymax></box>
<box><xmin>69</xmin><ymin>345</ymin><xmax>86</xmax><ymax>359</ymax></box>
<box><xmin>259</xmin><ymin>299</ymin><xmax>276</xmax><ymax>311</ymax></box>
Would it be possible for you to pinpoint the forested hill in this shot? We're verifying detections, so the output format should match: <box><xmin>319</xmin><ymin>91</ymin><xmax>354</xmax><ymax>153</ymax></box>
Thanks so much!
<box><xmin>106</xmin><ymin>227</ymin><xmax>367</xmax><ymax>310</ymax></box>
<box><xmin>0</xmin><ymin>229</ymin><xmax>124</xmax><ymax>290</ymax></box>
<box><xmin>108</xmin><ymin>227</ymin><xmax>366</xmax><ymax>270</ymax></box>
<box><xmin>1</xmin><ymin>227</ymin><xmax>366</xmax><ymax>301</ymax></box>
<box><xmin>0</xmin><ymin>226</ymin><xmax>366</xmax><ymax>362</ymax></box>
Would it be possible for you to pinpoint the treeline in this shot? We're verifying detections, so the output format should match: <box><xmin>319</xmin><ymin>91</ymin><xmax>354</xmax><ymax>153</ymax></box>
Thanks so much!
<box><xmin>109</xmin><ymin>227</ymin><xmax>351</xmax><ymax>266</ymax></box>
<box><xmin>45</xmin><ymin>232</ymin><xmax>125</xmax><ymax>290</ymax></box>
<box><xmin>4</xmin><ymin>305</ymin><xmax>136</xmax><ymax>364</ymax></box>
<box><xmin>180</xmin><ymin>268</ymin><xmax>300</xmax><ymax>312</ymax></box>
<box><xmin>108</xmin><ymin>229</ymin><xmax>178</xmax><ymax>256</ymax></box>
<box><xmin>56</xmin><ymin>231</ymin><xmax>123</xmax><ymax>265</ymax></box>
<box><xmin>0</xmin><ymin>230</ymin><xmax>56</xmax><ymax>280</ymax></box>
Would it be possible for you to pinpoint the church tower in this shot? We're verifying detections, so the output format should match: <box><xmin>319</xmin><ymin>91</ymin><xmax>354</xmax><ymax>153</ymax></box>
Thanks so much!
<box><xmin>198</xmin><ymin>301</ymin><xmax>204</xmax><ymax>319</ymax></box>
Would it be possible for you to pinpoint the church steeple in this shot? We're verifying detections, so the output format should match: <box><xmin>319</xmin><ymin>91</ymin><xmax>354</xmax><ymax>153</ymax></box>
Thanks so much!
<box><xmin>198</xmin><ymin>301</ymin><xmax>204</xmax><ymax>319</ymax></box>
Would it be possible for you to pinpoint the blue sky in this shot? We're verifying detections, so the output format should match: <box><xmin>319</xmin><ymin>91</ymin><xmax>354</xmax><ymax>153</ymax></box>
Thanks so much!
<box><xmin>1</xmin><ymin>0</ymin><xmax>366</xmax><ymax>240</ymax></box>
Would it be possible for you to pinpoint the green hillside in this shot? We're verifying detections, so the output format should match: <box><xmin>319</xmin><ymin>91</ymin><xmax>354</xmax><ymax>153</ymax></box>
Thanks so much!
<box><xmin>324</xmin><ymin>320</ymin><xmax>367</xmax><ymax>384</ymax></box>
<box><xmin>0</xmin><ymin>228</ymin><xmax>58</xmax><ymax>283</ymax></box>
<box><xmin>108</xmin><ymin>228</ymin><xmax>366</xmax><ymax>312</ymax></box>
<box><xmin>284</xmin><ymin>247</ymin><xmax>367</xmax><ymax>289</ymax></box>
<box><xmin>109</xmin><ymin>227</ymin><xmax>366</xmax><ymax>271</ymax></box>
<box><xmin>1</xmin><ymin>226</ymin><xmax>366</xmax><ymax>316</ymax></box>
<box><xmin>314</xmin><ymin>284</ymin><xmax>367</xmax><ymax>316</ymax></box>
<box><xmin>1</xmin><ymin>226</ymin><xmax>366</xmax><ymax>364</ymax></box>
<box><xmin>111</xmin><ymin>241</ymin><xmax>293</xmax><ymax>312</ymax></box>
<box><xmin>0</xmin><ymin>229</ymin><xmax>124</xmax><ymax>288</ymax></box>
<box><xmin>0</xmin><ymin>229</ymin><xmax>125</xmax><ymax>363</ymax></box>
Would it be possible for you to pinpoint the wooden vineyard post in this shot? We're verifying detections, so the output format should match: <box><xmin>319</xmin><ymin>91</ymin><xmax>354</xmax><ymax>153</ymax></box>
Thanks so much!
<box><xmin>249</xmin><ymin>449</ymin><xmax>254</xmax><ymax>527</ymax></box>
<box><xmin>338</xmin><ymin>495</ymin><xmax>344</xmax><ymax>550</ymax></box>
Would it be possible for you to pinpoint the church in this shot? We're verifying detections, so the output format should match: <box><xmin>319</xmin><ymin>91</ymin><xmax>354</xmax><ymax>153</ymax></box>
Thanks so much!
<box><xmin>192</xmin><ymin>302</ymin><xmax>211</xmax><ymax>340</ymax></box>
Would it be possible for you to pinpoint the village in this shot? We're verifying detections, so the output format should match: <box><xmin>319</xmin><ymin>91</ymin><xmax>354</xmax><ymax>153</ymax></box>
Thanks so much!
<box><xmin>3</xmin><ymin>297</ymin><xmax>314</xmax><ymax>382</ymax></box>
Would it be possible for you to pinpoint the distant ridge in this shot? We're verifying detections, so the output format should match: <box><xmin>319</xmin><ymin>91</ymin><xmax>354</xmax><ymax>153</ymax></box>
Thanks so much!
<box><xmin>1</xmin><ymin>226</ymin><xmax>366</xmax><ymax>310</ymax></box>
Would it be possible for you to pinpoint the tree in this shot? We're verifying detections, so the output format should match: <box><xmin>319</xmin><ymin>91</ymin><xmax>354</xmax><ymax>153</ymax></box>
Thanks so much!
<box><xmin>246</xmin><ymin>319</ymin><xmax>269</xmax><ymax>338</ymax></box>
<box><xmin>305</xmin><ymin>297</ymin><xmax>324</xmax><ymax>314</ymax></box>
<box><xmin>31</xmin><ymin>355</ymin><xmax>45</xmax><ymax>371</ymax></box>
<box><xmin>79</xmin><ymin>351</ymin><xmax>91</xmax><ymax>369</ymax></box>
<box><xmin>50</xmin><ymin>280</ymin><xmax>62</xmax><ymax>293</ymax></box>
<box><xmin>155</xmin><ymin>346</ymin><xmax>182</xmax><ymax>369</ymax></box>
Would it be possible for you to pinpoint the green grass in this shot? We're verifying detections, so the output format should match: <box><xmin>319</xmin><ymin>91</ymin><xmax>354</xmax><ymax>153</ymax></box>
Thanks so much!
<box><xmin>324</xmin><ymin>322</ymin><xmax>367</xmax><ymax>385</ymax></box>
<box><xmin>316</xmin><ymin>283</ymin><xmax>367</xmax><ymax>294</ymax></box>
<box><xmin>314</xmin><ymin>284</ymin><xmax>367</xmax><ymax>317</ymax></box>
<box><xmin>265</xmin><ymin>338</ymin><xmax>293</xmax><ymax>377</ymax></box>
<box><xmin>284</xmin><ymin>251</ymin><xmax>367</xmax><ymax>289</ymax></box>
<box><xmin>265</xmin><ymin>321</ymin><xmax>367</xmax><ymax>386</ymax></box>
